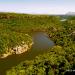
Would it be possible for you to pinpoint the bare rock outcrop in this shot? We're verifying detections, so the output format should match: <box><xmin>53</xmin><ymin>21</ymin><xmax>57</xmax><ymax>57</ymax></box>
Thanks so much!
<box><xmin>0</xmin><ymin>42</ymin><xmax>33</xmax><ymax>58</ymax></box>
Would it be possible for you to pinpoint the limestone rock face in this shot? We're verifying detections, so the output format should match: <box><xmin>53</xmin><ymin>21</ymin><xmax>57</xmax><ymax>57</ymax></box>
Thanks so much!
<box><xmin>0</xmin><ymin>42</ymin><xmax>33</xmax><ymax>58</ymax></box>
<box><xmin>12</xmin><ymin>44</ymin><xmax>29</xmax><ymax>54</ymax></box>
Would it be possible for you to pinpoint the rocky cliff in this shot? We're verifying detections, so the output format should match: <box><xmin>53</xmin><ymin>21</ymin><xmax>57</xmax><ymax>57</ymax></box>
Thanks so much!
<box><xmin>0</xmin><ymin>42</ymin><xmax>33</xmax><ymax>58</ymax></box>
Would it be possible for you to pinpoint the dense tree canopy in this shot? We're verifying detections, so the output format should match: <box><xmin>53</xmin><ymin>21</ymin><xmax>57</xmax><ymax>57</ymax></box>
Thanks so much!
<box><xmin>0</xmin><ymin>13</ymin><xmax>75</xmax><ymax>75</ymax></box>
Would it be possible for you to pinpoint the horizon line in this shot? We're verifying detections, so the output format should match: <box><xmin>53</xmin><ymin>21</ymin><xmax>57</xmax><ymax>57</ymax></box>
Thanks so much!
<box><xmin>0</xmin><ymin>11</ymin><xmax>67</xmax><ymax>15</ymax></box>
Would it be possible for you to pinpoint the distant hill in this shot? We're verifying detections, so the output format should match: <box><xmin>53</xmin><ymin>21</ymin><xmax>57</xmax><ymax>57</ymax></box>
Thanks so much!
<box><xmin>66</xmin><ymin>12</ymin><xmax>75</xmax><ymax>16</ymax></box>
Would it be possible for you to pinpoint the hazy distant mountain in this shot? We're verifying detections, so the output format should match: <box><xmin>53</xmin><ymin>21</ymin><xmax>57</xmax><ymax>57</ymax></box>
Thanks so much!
<box><xmin>66</xmin><ymin>12</ymin><xmax>75</xmax><ymax>15</ymax></box>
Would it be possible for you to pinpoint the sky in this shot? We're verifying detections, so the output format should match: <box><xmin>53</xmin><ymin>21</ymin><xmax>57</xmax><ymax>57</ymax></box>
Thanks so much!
<box><xmin>0</xmin><ymin>0</ymin><xmax>75</xmax><ymax>14</ymax></box>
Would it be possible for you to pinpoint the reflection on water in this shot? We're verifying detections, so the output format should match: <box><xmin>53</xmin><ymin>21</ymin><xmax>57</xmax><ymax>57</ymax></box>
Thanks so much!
<box><xmin>0</xmin><ymin>32</ymin><xmax>54</xmax><ymax>75</ymax></box>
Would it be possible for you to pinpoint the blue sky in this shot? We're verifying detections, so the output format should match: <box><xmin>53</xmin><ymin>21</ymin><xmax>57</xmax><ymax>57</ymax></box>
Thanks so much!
<box><xmin>0</xmin><ymin>0</ymin><xmax>75</xmax><ymax>14</ymax></box>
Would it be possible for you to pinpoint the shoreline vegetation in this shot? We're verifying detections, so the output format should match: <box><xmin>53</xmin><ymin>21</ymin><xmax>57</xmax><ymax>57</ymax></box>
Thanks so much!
<box><xmin>0</xmin><ymin>12</ymin><xmax>75</xmax><ymax>75</ymax></box>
